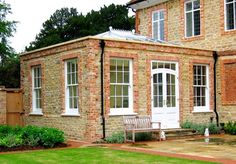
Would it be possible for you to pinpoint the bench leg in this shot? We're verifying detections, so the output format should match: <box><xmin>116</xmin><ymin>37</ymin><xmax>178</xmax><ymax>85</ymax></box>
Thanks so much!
<box><xmin>132</xmin><ymin>130</ymin><xmax>135</xmax><ymax>143</ymax></box>
<box><xmin>124</xmin><ymin>130</ymin><xmax>127</xmax><ymax>143</ymax></box>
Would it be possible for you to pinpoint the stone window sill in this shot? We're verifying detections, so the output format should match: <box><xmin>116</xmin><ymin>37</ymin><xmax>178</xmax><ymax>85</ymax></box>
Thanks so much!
<box><xmin>108</xmin><ymin>112</ymin><xmax>138</xmax><ymax>116</ymax></box>
<box><xmin>29</xmin><ymin>112</ymin><xmax>43</xmax><ymax>116</ymax></box>
<box><xmin>61</xmin><ymin>113</ymin><xmax>80</xmax><ymax>117</ymax></box>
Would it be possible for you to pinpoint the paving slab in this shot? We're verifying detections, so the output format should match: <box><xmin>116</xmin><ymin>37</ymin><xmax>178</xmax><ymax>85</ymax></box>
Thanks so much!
<box><xmin>119</xmin><ymin>134</ymin><xmax>236</xmax><ymax>163</ymax></box>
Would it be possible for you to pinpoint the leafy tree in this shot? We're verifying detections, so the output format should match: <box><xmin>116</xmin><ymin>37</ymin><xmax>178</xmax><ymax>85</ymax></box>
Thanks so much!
<box><xmin>26</xmin><ymin>4</ymin><xmax>135</xmax><ymax>51</ymax></box>
<box><xmin>0</xmin><ymin>0</ymin><xmax>19</xmax><ymax>88</ymax></box>
<box><xmin>0</xmin><ymin>0</ymin><xmax>16</xmax><ymax>64</ymax></box>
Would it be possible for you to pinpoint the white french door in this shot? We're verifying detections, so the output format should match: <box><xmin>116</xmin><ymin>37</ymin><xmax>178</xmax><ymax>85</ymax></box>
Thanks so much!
<box><xmin>151</xmin><ymin>61</ymin><xmax>179</xmax><ymax>129</ymax></box>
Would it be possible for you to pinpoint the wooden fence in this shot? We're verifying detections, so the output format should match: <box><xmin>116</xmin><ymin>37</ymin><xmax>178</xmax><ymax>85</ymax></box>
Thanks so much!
<box><xmin>0</xmin><ymin>86</ymin><xmax>24</xmax><ymax>126</ymax></box>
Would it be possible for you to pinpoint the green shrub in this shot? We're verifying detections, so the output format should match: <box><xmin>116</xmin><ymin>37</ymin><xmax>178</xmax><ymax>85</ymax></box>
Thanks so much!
<box><xmin>40</xmin><ymin>127</ymin><xmax>65</xmax><ymax>148</ymax></box>
<box><xmin>105</xmin><ymin>132</ymin><xmax>124</xmax><ymax>143</ymax></box>
<box><xmin>0</xmin><ymin>125</ymin><xmax>65</xmax><ymax>148</ymax></box>
<box><xmin>181</xmin><ymin>121</ymin><xmax>220</xmax><ymax>134</ymax></box>
<box><xmin>22</xmin><ymin>126</ymin><xmax>42</xmax><ymax>146</ymax></box>
<box><xmin>0</xmin><ymin>134</ymin><xmax>23</xmax><ymax>148</ymax></box>
<box><xmin>105</xmin><ymin>132</ymin><xmax>153</xmax><ymax>143</ymax></box>
<box><xmin>224</xmin><ymin>121</ymin><xmax>236</xmax><ymax>135</ymax></box>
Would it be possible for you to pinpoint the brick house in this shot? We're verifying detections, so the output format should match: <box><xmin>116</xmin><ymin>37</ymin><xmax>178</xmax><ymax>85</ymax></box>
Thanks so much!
<box><xmin>20</xmin><ymin>0</ymin><xmax>236</xmax><ymax>141</ymax></box>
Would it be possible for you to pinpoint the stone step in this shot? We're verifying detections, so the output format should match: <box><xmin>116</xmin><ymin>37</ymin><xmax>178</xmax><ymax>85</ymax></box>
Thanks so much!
<box><xmin>161</xmin><ymin>128</ymin><xmax>200</xmax><ymax>140</ymax></box>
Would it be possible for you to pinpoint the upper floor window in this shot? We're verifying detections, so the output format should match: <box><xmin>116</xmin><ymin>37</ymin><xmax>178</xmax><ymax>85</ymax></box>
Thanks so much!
<box><xmin>193</xmin><ymin>65</ymin><xmax>209</xmax><ymax>112</ymax></box>
<box><xmin>185</xmin><ymin>0</ymin><xmax>201</xmax><ymax>37</ymax></box>
<box><xmin>65</xmin><ymin>59</ymin><xmax>79</xmax><ymax>115</ymax></box>
<box><xmin>110</xmin><ymin>58</ymin><xmax>133</xmax><ymax>115</ymax></box>
<box><xmin>152</xmin><ymin>10</ymin><xmax>165</xmax><ymax>41</ymax></box>
<box><xmin>225</xmin><ymin>0</ymin><xmax>236</xmax><ymax>30</ymax></box>
<box><xmin>32</xmin><ymin>66</ymin><xmax>42</xmax><ymax>114</ymax></box>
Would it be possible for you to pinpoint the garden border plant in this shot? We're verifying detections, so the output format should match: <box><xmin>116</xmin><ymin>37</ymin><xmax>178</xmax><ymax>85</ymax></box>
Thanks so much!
<box><xmin>105</xmin><ymin>131</ymin><xmax>153</xmax><ymax>143</ymax></box>
<box><xmin>0</xmin><ymin>125</ymin><xmax>66</xmax><ymax>151</ymax></box>
<box><xmin>224</xmin><ymin>121</ymin><xmax>236</xmax><ymax>135</ymax></box>
<box><xmin>181</xmin><ymin>120</ymin><xmax>221</xmax><ymax>135</ymax></box>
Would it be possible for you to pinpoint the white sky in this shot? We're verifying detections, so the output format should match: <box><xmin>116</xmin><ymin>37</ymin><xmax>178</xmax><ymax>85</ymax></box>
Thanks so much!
<box><xmin>5</xmin><ymin>0</ymin><xmax>132</xmax><ymax>53</ymax></box>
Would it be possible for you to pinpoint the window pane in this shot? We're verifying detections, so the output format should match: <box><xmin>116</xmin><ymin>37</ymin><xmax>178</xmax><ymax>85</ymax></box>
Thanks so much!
<box><xmin>124</xmin><ymin>72</ymin><xmax>129</xmax><ymax>83</ymax></box>
<box><xmin>153</xmin><ymin>22</ymin><xmax>158</xmax><ymax>39</ymax></box>
<box><xmin>116</xmin><ymin>97</ymin><xmax>122</xmax><ymax>108</ymax></box>
<box><xmin>72</xmin><ymin>73</ymin><xmax>75</xmax><ymax>84</ymax></box>
<box><xmin>186</xmin><ymin>12</ymin><xmax>193</xmax><ymax>37</ymax></box>
<box><xmin>193</xmin><ymin>0</ymin><xmax>200</xmax><ymax>9</ymax></box>
<box><xmin>160</xmin><ymin>20</ymin><xmax>164</xmax><ymax>40</ymax></box>
<box><xmin>110</xmin><ymin>85</ymin><xmax>115</xmax><ymax>96</ymax></box>
<box><xmin>154</xmin><ymin>96</ymin><xmax>157</xmax><ymax>107</ymax></box>
<box><xmin>158</xmin><ymin>62</ymin><xmax>164</xmax><ymax>68</ymax></box>
<box><xmin>171</xmin><ymin>74</ymin><xmax>175</xmax><ymax>85</ymax></box>
<box><xmin>124</xmin><ymin>60</ymin><xmax>129</xmax><ymax>71</ymax></box>
<box><xmin>158</xmin><ymin>73</ymin><xmax>162</xmax><ymax>83</ymax></box>
<box><xmin>116</xmin><ymin>85</ymin><xmax>122</xmax><ymax>96</ymax></box>
<box><xmin>172</xmin><ymin>84</ymin><xmax>175</xmax><ymax>96</ymax></box>
<box><xmin>172</xmin><ymin>96</ymin><xmax>176</xmax><ymax>107</ymax></box>
<box><xmin>152</xmin><ymin>62</ymin><xmax>157</xmax><ymax>69</ymax></box>
<box><xmin>194</xmin><ymin>10</ymin><xmax>201</xmax><ymax>35</ymax></box>
<box><xmin>123</xmin><ymin>85</ymin><xmax>128</xmax><ymax>96</ymax></box>
<box><xmin>110</xmin><ymin>59</ymin><xmax>116</xmax><ymax>71</ymax></box>
<box><xmin>153</xmin><ymin>12</ymin><xmax>158</xmax><ymax>21</ymax></box>
<box><xmin>159</xmin><ymin>96</ymin><xmax>163</xmax><ymax>107</ymax></box>
<box><xmin>167</xmin><ymin>96</ymin><xmax>171</xmax><ymax>107</ymax></box>
<box><xmin>117</xmin><ymin>72</ymin><xmax>123</xmax><ymax>83</ymax></box>
<box><xmin>69</xmin><ymin>97</ymin><xmax>73</xmax><ymax>109</ymax></box>
<box><xmin>158</xmin><ymin>85</ymin><xmax>163</xmax><ymax>95</ymax></box>
<box><xmin>154</xmin><ymin>84</ymin><xmax>158</xmax><ymax>95</ymax></box>
<box><xmin>171</xmin><ymin>64</ymin><xmax>176</xmax><ymax>70</ymax></box>
<box><xmin>159</xmin><ymin>10</ymin><xmax>164</xmax><ymax>19</ymax></box>
<box><xmin>110</xmin><ymin>97</ymin><xmax>115</xmax><ymax>108</ymax></box>
<box><xmin>117</xmin><ymin>60</ymin><xmax>123</xmax><ymax>71</ymax></box>
<box><xmin>165</xmin><ymin>63</ymin><xmax>170</xmax><ymax>69</ymax></box>
<box><xmin>110</xmin><ymin>72</ymin><xmax>116</xmax><ymax>83</ymax></box>
<box><xmin>153</xmin><ymin>74</ymin><xmax>157</xmax><ymax>83</ymax></box>
<box><xmin>226</xmin><ymin>3</ymin><xmax>234</xmax><ymax>30</ymax></box>
<box><xmin>123</xmin><ymin>97</ymin><xmax>129</xmax><ymax>108</ymax></box>
<box><xmin>186</xmin><ymin>2</ymin><xmax>192</xmax><ymax>11</ymax></box>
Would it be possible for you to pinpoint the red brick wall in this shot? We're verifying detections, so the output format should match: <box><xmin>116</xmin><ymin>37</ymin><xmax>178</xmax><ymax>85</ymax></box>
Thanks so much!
<box><xmin>221</xmin><ymin>58</ymin><xmax>236</xmax><ymax>105</ymax></box>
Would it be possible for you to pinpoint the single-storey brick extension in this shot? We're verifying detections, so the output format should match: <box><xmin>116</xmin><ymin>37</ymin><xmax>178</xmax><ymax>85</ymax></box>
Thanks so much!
<box><xmin>20</xmin><ymin>0</ymin><xmax>236</xmax><ymax>141</ymax></box>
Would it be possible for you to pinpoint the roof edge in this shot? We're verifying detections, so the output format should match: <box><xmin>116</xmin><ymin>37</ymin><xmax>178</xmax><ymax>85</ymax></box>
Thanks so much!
<box><xmin>20</xmin><ymin>36</ymin><xmax>213</xmax><ymax>57</ymax></box>
<box><xmin>127</xmin><ymin>0</ymin><xmax>146</xmax><ymax>6</ymax></box>
<box><xmin>20</xmin><ymin>36</ymin><xmax>94</xmax><ymax>56</ymax></box>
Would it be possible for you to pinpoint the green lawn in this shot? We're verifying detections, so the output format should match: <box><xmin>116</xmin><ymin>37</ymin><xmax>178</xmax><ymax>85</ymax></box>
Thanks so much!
<box><xmin>0</xmin><ymin>147</ymin><xmax>217</xmax><ymax>164</ymax></box>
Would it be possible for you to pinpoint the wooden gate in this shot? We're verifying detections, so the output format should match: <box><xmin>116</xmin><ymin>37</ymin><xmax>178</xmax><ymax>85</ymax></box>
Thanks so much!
<box><xmin>6</xmin><ymin>89</ymin><xmax>24</xmax><ymax>126</ymax></box>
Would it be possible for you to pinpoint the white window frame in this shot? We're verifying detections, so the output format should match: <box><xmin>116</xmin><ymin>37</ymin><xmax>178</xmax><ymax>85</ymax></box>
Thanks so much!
<box><xmin>152</xmin><ymin>10</ymin><xmax>165</xmax><ymax>41</ymax></box>
<box><xmin>109</xmin><ymin>58</ymin><xmax>134</xmax><ymax>116</ymax></box>
<box><xmin>193</xmin><ymin>64</ymin><xmax>210</xmax><ymax>112</ymax></box>
<box><xmin>31</xmin><ymin>66</ymin><xmax>43</xmax><ymax>115</ymax></box>
<box><xmin>64</xmin><ymin>59</ymin><xmax>79</xmax><ymax>116</ymax></box>
<box><xmin>184</xmin><ymin>0</ymin><xmax>201</xmax><ymax>37</ymax></box>
<box><xmin>224</xmin><ymin>0</ymin><xmax>236</xmax><ymax>31</ymax></box>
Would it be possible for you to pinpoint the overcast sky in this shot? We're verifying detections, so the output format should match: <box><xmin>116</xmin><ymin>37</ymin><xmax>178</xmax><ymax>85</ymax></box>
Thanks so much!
<box><xmin>5</xmin><ymin>0</ymin><xmax>131</xmax><ymax>53</ymax></box>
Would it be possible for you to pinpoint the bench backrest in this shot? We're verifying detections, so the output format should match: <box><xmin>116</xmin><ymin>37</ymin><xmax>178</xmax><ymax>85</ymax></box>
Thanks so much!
<box><xmin>123</xmin><ymin>116</ymin><xmax>152</xmax><ymax>130</ymax></box>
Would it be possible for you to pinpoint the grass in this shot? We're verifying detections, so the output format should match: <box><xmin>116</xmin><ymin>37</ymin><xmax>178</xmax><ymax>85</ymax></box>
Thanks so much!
<box><xmin>0</xmin><ymin>147</ymin><xmax>217</xmax><ymax>164</ymax></box>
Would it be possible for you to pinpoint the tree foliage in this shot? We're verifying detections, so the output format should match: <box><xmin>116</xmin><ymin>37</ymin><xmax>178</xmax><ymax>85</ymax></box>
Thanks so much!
<box><xmin>26</xmin><ymin>4</ymin><xmax>135</xmax><ymax>51</ymax></box>
<box><xmin>0</xmin><ymin>0</ymin><xmax>19</xmax><ymax>88</ymax></box>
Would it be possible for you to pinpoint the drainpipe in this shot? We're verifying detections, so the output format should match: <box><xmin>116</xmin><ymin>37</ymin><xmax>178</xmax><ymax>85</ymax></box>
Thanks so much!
<box><xmin>100</xmin><ymin>40</ymin><xmax>106</xmax><ymax>139</ymax></box>
<box><xmin>213</xmin><ymin>51</ymin><xmax>219</xmax><ymax>126</ymax></box>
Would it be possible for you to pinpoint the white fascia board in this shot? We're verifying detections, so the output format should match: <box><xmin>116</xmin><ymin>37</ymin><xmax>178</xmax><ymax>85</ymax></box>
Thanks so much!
<box><xmin>129</xmin><ymin>0</ymin><xmax>169</xmax><ymax>10</ymax></box>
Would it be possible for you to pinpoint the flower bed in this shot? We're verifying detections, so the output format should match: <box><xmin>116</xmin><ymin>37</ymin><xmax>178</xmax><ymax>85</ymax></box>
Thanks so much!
<box><xmin>0</xmin><ymin>125</ymin><xmax>66</xmax><ymax>152</ymax></box>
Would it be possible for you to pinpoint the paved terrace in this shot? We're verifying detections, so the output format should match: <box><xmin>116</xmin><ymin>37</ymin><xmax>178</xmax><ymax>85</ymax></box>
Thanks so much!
<box><xmin>69</xmin><ymin>134</ymin><xmax>236</xmax><ymax>164</ymax></box>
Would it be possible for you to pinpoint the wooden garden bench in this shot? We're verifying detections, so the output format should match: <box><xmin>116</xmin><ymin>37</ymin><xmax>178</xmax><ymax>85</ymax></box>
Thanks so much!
<box><xmin>123</xmin><ymin>116</ymin><xmax>161</xmax><ymax>143</ymax></box>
